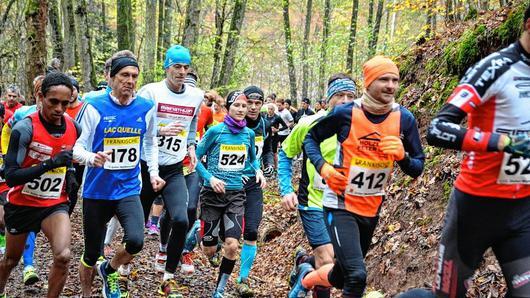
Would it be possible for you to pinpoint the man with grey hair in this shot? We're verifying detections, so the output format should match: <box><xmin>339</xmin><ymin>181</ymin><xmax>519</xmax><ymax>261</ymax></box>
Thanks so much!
<box><xmin>2</xmin><ymin>85</ymin><xmax>22</xmax><ymax>115</ymax></box>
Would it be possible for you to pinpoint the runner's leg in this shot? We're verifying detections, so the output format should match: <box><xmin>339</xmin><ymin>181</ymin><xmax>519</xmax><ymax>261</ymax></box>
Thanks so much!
<box><xmin>0</xmin><ymin>232</ymin><xmax>27</xmax><ymax>294</ymax></box>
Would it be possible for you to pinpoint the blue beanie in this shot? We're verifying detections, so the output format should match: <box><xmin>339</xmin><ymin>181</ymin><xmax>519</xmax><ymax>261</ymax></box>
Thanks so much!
<box><xmin>164</xmin><ymin>45</ymin><xmax>191</xmax><ymax>69</ymax></box>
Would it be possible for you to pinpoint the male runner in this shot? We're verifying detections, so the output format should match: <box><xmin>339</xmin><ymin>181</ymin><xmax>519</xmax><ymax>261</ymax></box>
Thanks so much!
<box><xmin>137</xmin><ymin>45</ymin><xmax>203</xmax><ymax>297</ymax></box>
<box><xmin>74</xmin><ymin>52</ymin><xmax>163</xmax><ymax>298</ymax></box>
<box><xmin>399</xmin><ymin>5</ymin><xmax>530</xmax><ymax>297</ymax></box>
<box><xmin>2</xmin><ymin>85</ymin><xmax>23</xmax><ymax>115</ymax></box>
<box><xmin>291</xmin><ymin>56</ymin><xmax>425</xmax><ymax>298</ymax></box>
<box><xmin>0</xmin><ymin>72</ymin><xmax>80</xmax><ymax>298</ymax></box>
<box><xmin>279</xmin><ymin>74</ymin><xmax>357</xmax><ymax>298</ymax></box>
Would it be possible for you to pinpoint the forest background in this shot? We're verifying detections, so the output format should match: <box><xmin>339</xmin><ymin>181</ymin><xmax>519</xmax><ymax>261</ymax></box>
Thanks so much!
<box><xmin>0</xmin><ymin>0</ymin><xmax>510</xmax><ymax>105</ymax></box>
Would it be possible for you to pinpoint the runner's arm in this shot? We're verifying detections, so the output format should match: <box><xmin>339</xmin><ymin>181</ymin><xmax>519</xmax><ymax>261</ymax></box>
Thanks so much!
<box><xmin>397</xmin><ymin>110</ymin><xmax>425</xmax><ymax>178</ymax></box>
<box><xmin>1</xmin><ymin>124</ymin><xmax>11</xmax><ymax>155</ymax></box>
<box><xmin>4</xmin><ymin>119</ymin><xmax>53</xmax><ymax>186</ymax></box>
<box><xmin>187</xmin><ymin>111</ymin><xmax>199</xmax><ymax>146</ymax></box>
<box><xmin>195</xmin><ymin>128</ymin><xmax>215</xmax><ymax>182</ymax></box>
<box><xmin>304</xmin><ymin>111</ymin><xmax>344</xmax><ymax>172</ymax></box>
<box><xmin>248</xmin><ymin>130</ymin><xmax>260</xmax><ymax>171</ymax></box>
<box><xmin>144</xmin><ymin>103</ymin><xmax>160</xmax><ymax>177</ymax></box>
<box><xmin>278</xmin><ymin>149</ymin><xmax>294</xmax><ymax>196</ymax></box>
<box><xmin>73</xmin><ymin>104</ymin><xmax>100</xmax><ymax>166</ymax></box>
<box><xmin>276</xmin><ymin>116</ymin><xmax>289</xmax><ymax>132</ymax></box>
<box><xmin>261</xmin><ymin>126</ymin><xmax>274</xmax><ymax>169</ymax></box>
<box><xmin>278</xmin><ymin>120</ymin><xmax>311</xmax><ymax>195</ymax></box>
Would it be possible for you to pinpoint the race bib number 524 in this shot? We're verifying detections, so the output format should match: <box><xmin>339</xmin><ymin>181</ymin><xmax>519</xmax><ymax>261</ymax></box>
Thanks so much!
<box><xmin>218</xmin><ymin>144</ymin><xmax>246</xmax><ymax>171</ymax></box>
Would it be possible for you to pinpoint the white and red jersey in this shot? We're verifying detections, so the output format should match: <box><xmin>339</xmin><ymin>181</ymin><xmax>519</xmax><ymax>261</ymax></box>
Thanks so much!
<box><xmin>430</xmin><ymin>41</ymin><xmax>530</xmax><ymax>198</ymax></box>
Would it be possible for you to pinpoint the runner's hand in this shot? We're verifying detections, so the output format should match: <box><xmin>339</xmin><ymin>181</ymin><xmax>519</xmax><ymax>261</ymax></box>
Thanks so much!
<box><xmin>379</xmin><ymin>136</ymin><xmax>405</xmax><ymax>161</ymax></box>
<box><xmin>49</xmin><ymin>150</ymin><xmax>73</xmax><ymax>168</ymax></box>
<box><xmin>188</xmin><ymin>146</ymin><xmax>197</xmax><ymax>172</ymax></box>
<box><xmin>159</xmin><ymin>122</ymin><xmax>184</xmax><ymax>136</ymax></box>
<box><xmin>320</xmin><ymin>163</ymin><xmax>348</xmax><ymax>194</ymax></box>
<box><xmin>210</xmin><ymin>177</ymin><xmax>226</xmax><ymax>194</ymax></box>
<box><xmin>504</xmin><ymin>134</ymin><xmax>530</xmax><ymax>158</ymax></box>
<box><xmin>150</xmin><ymin>175</ymin><xmax>166</xmax><ymax>192</ymax></box>
<box><xmin>242</xmin><ymin>175</ymin><xmax>250</xmax><ymax>184</ymax></box>
<box><xmin>282</xmin><ymin>192</ymin><xmax>298</xmax><ymax>211</ymax></box>
<box><xmin>256</xmin><ymin>170</ymin><xmax>267</xmax><ymax>189</ymax></box>
<box><xmin>263</xmin><ymin>165</ymin><xmax>275</xmax><ymax>178</ymax></box>
<box><xmin>66</xmin><ymin>169</ymin><xmax>79</xmax><ymax>196</ymax></box>
<box><xmin>92</xmin><ymin>151</ymin><xmax>112</xmax><ymax>167</ymax></box>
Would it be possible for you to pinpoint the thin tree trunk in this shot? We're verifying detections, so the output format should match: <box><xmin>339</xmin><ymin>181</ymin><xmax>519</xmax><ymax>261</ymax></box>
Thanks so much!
<box><xmin>0</xmin><ymin>0</ymin><xmax>16</xmax><ymax>32</ymax></box>
<box><xmin>367</xmin><ymin>0</ymin><xmax>375</xmax><ymax>31</ymax></box>
<box><xmin>75</xmin><ymin>0</ymin><xmax>96</xmax><ymax>90</ymax></box>
<box><xmin>156</xmin><ymin>0</ymin><xmax>165</xmax><ymax>61</ymax></box>
<box><xmin>162</xmin><ymin>0</ymin><xmax>174</xmax><ymax>53</ymax></box>
<box><xmin>143</xmin><ymin>0</ymin><xmax>157</xmax><ymax>84</ymax></box>
<box><xmin>368</xmin><ymin>0</ymin><xmax>384</xmax><ymax>56</ymax></box>
<box><xmin>117</xmin><ymin>0</ymin><xmax>134</xmax><ymax>50</ymax></box>
<box><xmin>390</xmin><ymin>0</ymin><xmax>397</xmax><ymax>41</ymax></box>
<box><xmin>346</xmin><ymin>0</ymin><xmax>359</xmax><ymax>74</ymax></box>
<box><xmin>210</xmin><ymin>0</ymin><xmax>228</xmax><ymax>88</ymax></box>
<box><xmin>425</xmin><ymin>0</ymin><xmax>433</xmax><ymax>38</ymax></box>
<box><xmin>319</xmin><ymin>0</ymin><xmax>331</xmax><ymax>98</ymax></box>
<box><xmin>281</xmin><ymin>0</ymin><xmax>298</xmax><ymax>103</ymax></box>
<box><xmin>48</xmin><ymin>0</ymin><xmax>64</xmax><ymax>62</ymax></box>
<box><xmin>182</xmin><ymin>0</ymin><xmax>202</xmax><ymax>51</ymax></box>
<box><xmin>61</xmin><ymin>0</ymin><xmax>77</xmax><ymax>69</ymax></box>
<box><xmin>301</xmin><ymin>0</ymin><xmax>312</xmax><ymax>99</ymax></box>
<box><xmin>445</xmin><ymin>0</ymin><xmax>454</xmax><ymax>22</ymax></box>
<box><xmin>25</xmin><ymin>0</ymin><xmax>48</xmax><ymax>101</ymax></box>
<box><xmin>101</xmin><ymin>0</ymin><xmax>107</xmax><ymax>32</ymax></box>
<box><xmin>218</xmin><ymin>0</ymin><xmax>247</xmax><ymax>87</ymax></box>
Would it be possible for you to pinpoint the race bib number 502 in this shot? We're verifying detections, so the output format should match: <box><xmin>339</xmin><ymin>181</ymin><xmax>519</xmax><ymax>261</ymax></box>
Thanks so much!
<box><xmin>22</xmin><ymin>166</ymin><xmax>66</xmax><ymax>199</ymax></box>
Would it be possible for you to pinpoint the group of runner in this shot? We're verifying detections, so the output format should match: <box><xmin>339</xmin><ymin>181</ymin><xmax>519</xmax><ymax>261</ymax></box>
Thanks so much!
<box><xmin>0</xmin><ymin>6</ymin><xmax>530</xmax><ymax>298</ymax></box>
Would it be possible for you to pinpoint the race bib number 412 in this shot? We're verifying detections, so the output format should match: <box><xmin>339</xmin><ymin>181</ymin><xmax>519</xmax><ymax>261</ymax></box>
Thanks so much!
<box><xmin>345</xmin><ymin>158</ymin><xmax>392</xmax><ymax>196</ymax></box>
<box><xmin>218</xmin><ymin>144</ymin><xmax>246</xmax><ymax>171</ymax></box>
<box><xmin>498</xmin><ymin>153</ymin><xmax>530</xmax><ymax>184</ymax></box>
<box><xmin>103</xmin><ymin>136</ymin><xmax>140</xmax><ymax>170</ymax></box>
<box><xmin>22</xmin><ymin>166</ymin><xmax>66</xmax><ymax>199</ymax></box>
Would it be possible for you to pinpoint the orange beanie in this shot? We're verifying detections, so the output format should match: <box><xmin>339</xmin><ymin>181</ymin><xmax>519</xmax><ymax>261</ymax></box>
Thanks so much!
<box><xmin>363</xmin><ymin>56</ymin><xmax>399</xmax><ymax>88</ymax></box>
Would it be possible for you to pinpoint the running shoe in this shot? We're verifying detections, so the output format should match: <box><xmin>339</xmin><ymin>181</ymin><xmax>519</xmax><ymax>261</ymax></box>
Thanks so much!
<box><xmin>180</xmin><ymin>252</ymin><xmax>195</xmax><ymax>275</ymax></box>
<box><xmin>235</xmin><ymin>278</ymin><xmax>254</xmax><ymax>297</ymax></box>
<box><xmin>118</xmin><ymin>263</ymin><xmax>131</xmax><ymax>276</ymax></box>
<box><xmin>0</xmin><ymin>234</ymin><xmax>5</xmax><ymax>254</ymax></box>
<box><xmin>289</xmin><ymin>247</ymin><xmax>308</xmax><ymax>287</ymax></box>
<box><xmin>97</xmin><ymin>255</ymin><xmax>106</xmax><ymax>267</ymax></box>
<box><xmin>208</xmin><ymin>250</ymin><xmax>221</xmax><ymax>268</ymax></box>
<box><xmin>97</xmin><ymin>260</ymin><xmax>121</xmax><ymax>298</ymax></box>
<box><xmin>148</xmin><ymin>223</ymin><xmax>160</xmax><ymax>236</ymax></box>
<box><xmin>288</xmin><ymin>263</ymin><xmax>314</xmax><ymax>298</ymax></box>
<box><xmin>23</xmin><ymin>265</ymin><xmax>39</xmax><ymax>286</ymax></box>
<box><xmin>119</xmin><ymin>276</ymin><xmax>129</xmax><ymax>298</ymax></box>
<box><xmin>155</xmin><ymin>251</ymin><xmax>167</xmax><ymax>273</ymax></box>
<box><xmin>212</xmin><ymin>290</ymin><xmax>224</xmax><ymax>298</ymax></box>
<box><xmin>158</xmin><ymin>279</ymin><xmax>183</xmax><ymax>298</ymax></box>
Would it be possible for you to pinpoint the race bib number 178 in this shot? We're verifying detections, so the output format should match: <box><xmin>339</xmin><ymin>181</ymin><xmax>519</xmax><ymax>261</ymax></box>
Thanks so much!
<box><xmin>104</xmin><ymin>136</ymin><xmax>140</xmax><ymax>170</ymax></box>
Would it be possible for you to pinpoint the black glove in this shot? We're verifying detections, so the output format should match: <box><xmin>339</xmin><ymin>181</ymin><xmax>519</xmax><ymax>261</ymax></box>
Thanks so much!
<box><xmin>48</xmin><ymin>150</ymin><xmax>73</xmax><ymax>168</ymax></box>
<box><xmin>504</xmin><ymin>134</ymin><xmax>530</xmax><ymax>158</ymax></box>
<box><xmin>65</xmin><ymin>169</ymin><xmax>79</xmax><ymax>197</ymax></box>
<box><xmin>263</xmin><ymin>165</ymin><xmax>275</xmax><ymax>178</ymax></box>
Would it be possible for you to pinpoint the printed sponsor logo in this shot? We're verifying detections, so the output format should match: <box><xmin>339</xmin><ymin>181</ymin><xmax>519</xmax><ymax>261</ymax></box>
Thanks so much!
<box><xmin>357</xmin><ymin>132</ymin><xmax>382</xmax><ymax>153</ymax></box>
<box><xmin>496</xmin><ymin>128</ymin><xmax>530</xmax><ymax>136</ymax></box>
<box><xmin>512</xmin><ymin>271</ymin><xmax>530</xmax><ymax>289</ymax></box>
<box><xmin>515</xmin><ymin>82</ymin><xmax>530</xmax><ymax>89</ymax></box>
<box><xmin>29</xmin><ymin>142</ymin><xmax>52</xmax><ymax>155</ymax></box>
<box><xmin>136</xmin><ymin>117</ymin><xmax>143</xmax><ymax>122</ymax></box>
<box><xmin>513</xmin><ymin>76</ymin><xmax>530</xmax><ymax>81</ymax></box>
<box><xmin>462</xmin><ymin>56</ymin><xmax>513</xmax><ymax>86</ymax></box>
<box><xmin>103</xmin><ymin>115</ymin><xmax>117</xmax><ymax>122</ymax></box>
<box><xmin>157</xmin><ymin>103</ymin><xmax>195</xmax><ymax>116</ymax></box>
<box><xmin>203</xmin><ymin>235</ymin><xmax>213</xmax><ymax>242</ymax></box>
<box><xmin>519</xmin><ymin>91</ymin><xmax>530</xmax><ymax>98</ymax></box>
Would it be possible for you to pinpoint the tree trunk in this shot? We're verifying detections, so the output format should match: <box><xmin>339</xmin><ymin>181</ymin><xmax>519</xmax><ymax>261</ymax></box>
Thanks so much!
<box><xmin>117</xmin><ymin>0</ymin><xmax>134</xmax><ymax>50</ymax></box>
<box><xmin>368</xmin><ymin>0</ymin><xmax>384</xmax><ymax>57</ymax></box>
<box><xmin>75</xmin><ymin>0</ymin><xmax>96</xmax><ymax>91</ymax></box>
<box><xmin>217</xmin><ymin>0</ymin><xmax>247</xmax><ymax>87</ymax></box>
<box><xmin>390</xmin><ymin>0</ymin><xmax>397</xmax><ymax>41</ymax></box>
<box><xmin>346</xmin><ymin>0</ymin><xmax>359</xmax><ymax>74</ymax></box>
<box><xmin>156</xmin><ymin>0</ymin><xmax>165</xmax><ymax>61</ymax></box>
<box><xmin>445</xmin><ymin>0</ymin><xmax>454</xmax><ymax>22</ymax></box>
<box><xmin>367</xmin><ymin>0</ymin><xmax>375</xmax><ymax>31</ymax></box>
<box><xmin>162</xmin><ymin>0</ymin><xmax>174</xmax><ymax>53</ymax></box>
<box><xmin>48</xmin><ymin>0</ymin><xmax>64</xmax><ymax>62</ymax></box>
<box><xmin>301</xmin><ymin>0</ymin><xmax>312</xmax><ymax>99</ymax></box>
<box><xmin>143</xmin><ymin>0</ymin><xmax>157</xmax><ymax>84</ymax></box>
<box><xmin>281</xmin><ymin>0</ymin><xmax>298</xmax><ymax>103</ymax></box>
<box><xmin>25</xmin><ymin>0</ymin><xmax>48</xmax><ymax>102</ymax></box>
<box><xmin>425</xmin><ymin>0</ymin><xmax>433</xmax><ymax>38</ymax></box>
<box><xmin>101</xmin><ymin>0</ymin><xmax>107</xmax><ymax>32</ymax></box>
<box><xmin>319</xmin><ymin>0</ymin><xmax>331</xmax><ymax>98</ymax></box>
<box><xmin>0</xmin><ymin>0</ymin><xmax>16</xmax><ymax>33</ymax></box>
<box><xmin>61</xmin><ymin>0</ymin><xmax>77</xmax><ymax>69</ymax></box>
<box><xmin>210</xmin><ymin>0</ymin><xmax>228</xmax><ymax>88</ymax></box>
<box><xmin>182</xmin><ymin>0</ymin><xmax>202</xmax><ymax>51</ymax></box>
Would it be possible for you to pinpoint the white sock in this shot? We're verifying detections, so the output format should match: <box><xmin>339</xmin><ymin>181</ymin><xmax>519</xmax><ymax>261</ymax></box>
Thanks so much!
<box><xmin>163</xmin><ymin>271</ymin><xmax>174</xmax><ymax>281</ymax></box>
<box><xmin>159</xmin><ymin>243</ymin><xmax>167</xmax><ymax>253</ymax></box>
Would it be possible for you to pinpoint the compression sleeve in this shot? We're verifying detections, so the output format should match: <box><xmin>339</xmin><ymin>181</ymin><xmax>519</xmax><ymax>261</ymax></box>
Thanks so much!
<box><xmin>187</xmin><ymin>111</ymin><xmax>199</xmax><ymax>146</ymax></box>
<box><xmin>195</xmin><ymin>128</ymin><xmax>215</xmax><ymax>182</ymax></box>
<box><xmin>278</xmin><ymin>149</ymin><xmax>294</xmax><ymax>196</ymax></box>
<box><xmin>4</xmin><ymin>119</ymin><xmax>53</xmax><ymax>187</ymax></box>
<box><xmin>1</xmin><ymin>124</ymin><xmax>11</xmax><ymax>155</ymax></box>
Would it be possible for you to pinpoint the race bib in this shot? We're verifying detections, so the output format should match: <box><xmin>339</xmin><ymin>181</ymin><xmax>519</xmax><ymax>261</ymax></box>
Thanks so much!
<box><xmin>218</xmin><ymin>144</ymin><xmax>246</xmax><ymax>171</ymax></box>
<box><xmin>345</xmin><ymin>158</ymin><xmax>392</xmax><ymax>196</ymax></box>
<box><xmin>22</xmin><ymin>167</ymin><xmax>66</xmax><ymax>199</ymax></box>
<box><xmin>497</xmin><ymin>153</ymin><xmax>530</xmax><ymax>184</ymax></box>
<box><xmin>255</xmin><ymin>136</ymin><xmax>264</xmax><ymax>159</ymax></box>
<box><xmin>103</xmin><ymin>136</ymin><xmax>140</xmax><ymax>170</ymax></box>
<box><xmin>158</xmin><ymin>130</ymin><xmax>187</xmax><ymax>157</ymax></box>
<box><xmin>313</xmin><ymin>172</ymin><xmax>327</xmax><ymax>191</ymax></box>
<box><xmin>0</xmin><ymin>158</ymin><xmax>5</xmax><ymax>183</ymax></box>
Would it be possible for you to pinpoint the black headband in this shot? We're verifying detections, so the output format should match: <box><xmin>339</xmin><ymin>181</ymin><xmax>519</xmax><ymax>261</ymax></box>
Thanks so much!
<box><xmin>110</xmin><ymin>57</ymin><xmax>139</xmax><ymax>77</ymax></box>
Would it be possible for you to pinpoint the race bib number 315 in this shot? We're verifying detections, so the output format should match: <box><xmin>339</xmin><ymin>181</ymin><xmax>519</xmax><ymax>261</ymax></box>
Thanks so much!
<box><xmin>498</xmin><ymin>153</ymin><xmax>530</xmax><ymax>184</ymax></box>
<box><xmin>158</xmin><ymin>130</ymin><xmax>187</xmax><ymax>157</ymax></box>
<box><xmin>218</xmin><ymin>144</ymin><xmax>246</xmax><ymax>171</ymax></box>
<box><xmin>104</xmin><ymin>136</ymin><xmax>140</xmax><ymax>170</ymax></box>
<box><xmin>345</xmin><ymin>158</ymin><xmax>392</xmax><ymax>196</ymax></box>
<box><xmin>22</xmin><ymin>167</ymin><xmax>66</xmax><ymax>199</ymax></box>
